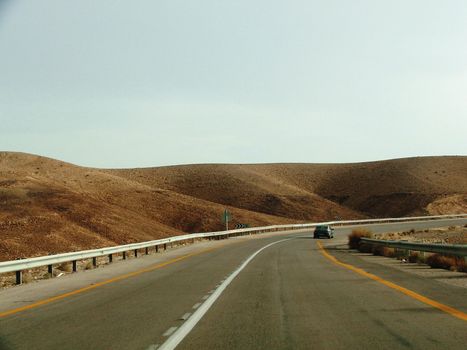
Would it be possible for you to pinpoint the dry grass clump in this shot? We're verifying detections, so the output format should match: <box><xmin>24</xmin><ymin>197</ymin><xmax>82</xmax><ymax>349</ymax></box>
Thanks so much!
<box><xmin>372</xmin><ymin>245</ymin><xmax>395</xmax><ymax>258</ymax></box>
<box><xmin>455</xmin><ymin>259</ymin><xmax>467</xmax><ymax>272</ymax></box>
<box><xmin>407</xmin><ymin>252</ymin><xmax>427</xmax><ymax>263</ymax></box>
<box><xmin>22</xmin><ymin>271</ymin><xmax>34</xmax><ymax>283</ymax></box>
<box><xmin>426</xmin><ymin>254</ymin><xmax>456</xmax><ymax>270</ymax></box>
<box><xmin>425</xmin><ymin>254</ymin><xmax>466</xmax><ymax>272</ymax></box>
<box><xmin>84</xmin><ymin>261</ymin><xmax>93</xmax><ymax>270</ymax></box>
<box><xmin>57</xmin><ymin>262</ymin><xmax>72</xmax><ymax>272</ymax></box>
<box><xmin>348</xmin><ymin>229</ymin><xmax>372</xmax><ymax>249</ymax></box>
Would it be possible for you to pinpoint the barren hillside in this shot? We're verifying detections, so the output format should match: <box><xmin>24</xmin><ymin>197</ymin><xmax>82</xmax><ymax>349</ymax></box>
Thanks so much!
<box><xmin>109</xmin><ymin>156</ymin><xmax>467</xmax><ymax>218</ymax></box>
<box><xmin>0</xmin><ymin>152</ymin><xmax>466</xmax><ymax>260</ymax></box>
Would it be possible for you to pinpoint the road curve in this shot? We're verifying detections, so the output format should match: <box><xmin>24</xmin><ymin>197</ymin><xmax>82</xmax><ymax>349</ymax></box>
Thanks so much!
<box><xmin>0</xmin><ymin>219</ymin><xmax>466</xmax><ymax>349</ymax></box>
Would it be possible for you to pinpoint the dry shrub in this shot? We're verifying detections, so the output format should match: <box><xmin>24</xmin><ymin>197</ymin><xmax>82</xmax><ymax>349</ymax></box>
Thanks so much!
<box><xmin>348</xmin><ymin>229</ymin><xmax>372</xmax><ymax>249</ymax></box>
<box><xmin>455</xmin><ymin>258</ymin><xmax>467</xmax><ymax>272</ymax></box>
<box><xmin>408</xmin><ymin>252</ymin><xmax>419</xmax><ymax>263</ymax></box>
<box><xmin>359</xmin><ymin>243</ymin><xmax>373</xmax><ymax>253</ymax></box>
<box><xmin>42</xmin><ymin>272</ymin><xmax>52</xmax><ymax>279</ymax></box>
<box><xmin>372</xmin><ymin>245</ymin><xmax>395</xmax><ymax>258</ymax></box>
<box><xmin>22</xmin><ymin>271</ymin><xmax>33</xmax><ymax>283</ymax></box>
<box><xmin>382</xmin><ymin>247</ymin><xmax>395</xmax><ymax>258</ymax></box>
<box><xmin>84</xmin><ymin>261</ymin><xmax>93</xmax><ymax>270</ymax></box>
<box><xmin>426</xmin><ymin>254</ymin><xmax>457</xmax><ymax>270</ymax></box>
<box><xmin>57</xmin><ymin>262</ymin><xmax>72</xmax><ymax>272</ymax></box>
<box><xmin>371</xmin><ymin>245</ymin><xmax>384</xmax><ymax>256</ymax></box>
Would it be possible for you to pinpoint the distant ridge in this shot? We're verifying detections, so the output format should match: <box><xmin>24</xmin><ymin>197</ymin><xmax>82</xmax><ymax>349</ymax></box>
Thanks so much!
<box><xmin>0</xmin><ymin>152</ymin><xmax>466</xmax><ymax>260</ymax></box>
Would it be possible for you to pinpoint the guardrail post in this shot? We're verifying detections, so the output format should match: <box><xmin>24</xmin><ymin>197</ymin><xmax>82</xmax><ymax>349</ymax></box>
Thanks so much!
<box><xmin>395</xmin><ymin>248</ymin><xmax>406</xmax><ymax>259</ymax></box>
<box><xmin>134</xmin><ymin>249</ymin><xmax>138</xmax><ymax>258</ymax></box>
<box><xmin>164</xmin><ymin>243</ymin><xmax>167</xmax><ymax>251</ymax></box>
<box><xmin>145</xmin><ymin>247</ymin><xmax>149</xmax><ymax>255</ymax></box>
<box><xmin>109</xmin><ymin>254</ymin><xmax>113</xmax><ymax>263</ymax></box>
<box><xmin>123</xmin><ymin>251</ymin><xmax>126</xmax><ymax>260</ymax></box>
<box><xmin>72</xmin><ymin>260</ymin><xmax>77</xmax><ymax>272</ymax></box>
<box><xmin>92</xmin><ymin>257</ymin><xmax>97</xmax><ymax>267</ymax></box>
<box><xmin>156</xmin><ymin>245</ymin><xmax>159</xmax><ymax>253</ymax></box>
<box><xmin>48</xmin><ymin>264</ymin><xmax>53</xmax><ymax>276</ymax></box>
<box><xmin>16</xmin><ymin>270</ymin><xmax>23</xmax><ymax>285</ymax></box>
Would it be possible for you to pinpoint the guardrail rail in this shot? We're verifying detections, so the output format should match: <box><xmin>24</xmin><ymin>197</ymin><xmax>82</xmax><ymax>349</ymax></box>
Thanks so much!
<box><xmin>1</xmin><ymin>214</ymin><xmax>466</xmax><ymax>285</ymax></box>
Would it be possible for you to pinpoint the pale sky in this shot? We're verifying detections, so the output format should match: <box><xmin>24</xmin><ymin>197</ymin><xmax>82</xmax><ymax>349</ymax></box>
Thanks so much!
<box><xmin>0</xmin><ymin>0</ymin><xmax>466</xmax><ymax>168</ymax></box>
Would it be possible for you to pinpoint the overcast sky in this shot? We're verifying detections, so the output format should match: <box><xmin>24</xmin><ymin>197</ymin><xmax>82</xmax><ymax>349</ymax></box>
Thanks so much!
<box><xmin>0</xmin><ymin>0</ymin><xmax>466</xmax><ymax>168</ymax></box>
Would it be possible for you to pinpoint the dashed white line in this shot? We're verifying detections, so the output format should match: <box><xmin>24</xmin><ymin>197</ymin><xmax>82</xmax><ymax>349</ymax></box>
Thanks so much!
<box><xmin>158</xmin><ymin>238</ymin><xmax>292</xmax><ymax>350</ymax></box>
<box><xmin>180</xmin><ymin>313</ymin><xmax>191</xmax><ymax>321</ymax></box>
<box><xmin>163</xmin><ymin>327</ymin><xmax>178</xmax><ymax>337</ymax></box>
<box><xmin>192</xmin><ymin>303</ymin><xmax>201</xmax><ymax>309</ymax></box>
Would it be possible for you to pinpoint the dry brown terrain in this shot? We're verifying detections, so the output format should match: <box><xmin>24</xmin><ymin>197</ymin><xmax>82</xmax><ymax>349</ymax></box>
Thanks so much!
<box><xmin>0</xmin><ymin>152</ymin><xmax>466</xmax><ymax>261</ymax></box>
<box><xmin>376</xmin><ymin>226</ymin><xmax>467</xmax><ymax>245</ymax></box>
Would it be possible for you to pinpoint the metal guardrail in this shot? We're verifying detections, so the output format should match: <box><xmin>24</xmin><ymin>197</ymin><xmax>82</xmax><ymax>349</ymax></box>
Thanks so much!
<box><xmin>1</xmin><ymin>214</ymin><xmax>466</xmax><ymax>284</ymax></box>
<box><xmin>360</xmin><ymin>238</ymin><xmax>467</xmax><ymax>257</ymax></box>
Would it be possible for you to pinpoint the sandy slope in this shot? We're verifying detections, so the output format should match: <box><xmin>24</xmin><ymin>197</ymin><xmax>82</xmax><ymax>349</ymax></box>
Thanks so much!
<box><xmin>0</xmin><ymin>152</ymin><xmax>466</xmax><ymax>260</ymax></box>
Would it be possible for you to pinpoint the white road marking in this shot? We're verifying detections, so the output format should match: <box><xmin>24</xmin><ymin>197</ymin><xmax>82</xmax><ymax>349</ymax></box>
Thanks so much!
<box><xmin>180</xmin><ymin>313</ymin><xmax>191</xmax><ymax>321</ymax></box>
<box><xmin>192</xmin><ymin>303</ymin><xmax>201</xmax><ymax>309</ymax></box>
<box><xmin>201</xmin><ymin>294</ymin><xmax>209</xmax><ymax>300</ymax></box>
<box><xmin>208</xmin><ymin>289</ymin><xmax>215</xmax><ymax>294</ymax></box>
<box><xmin>158</xmin><ymin>238</ymin><xmax>292</xmax><ymax>350</ymax></box>
<box><xmin>163</xmin><ymin>327</ymin><xmax>178</xmax><ymax>337</ymax></box>
<box><xmin>146</xmin><ymin>345</ymin><xmax>159</xmax><ymax>350</ymax></box>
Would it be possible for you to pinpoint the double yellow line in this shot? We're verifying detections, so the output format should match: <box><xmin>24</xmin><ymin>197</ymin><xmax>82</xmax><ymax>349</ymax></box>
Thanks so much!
<box><xmin>317</xmin><ymin>241</ymin><xmax>467</xmax><ymax>322</ymax></box>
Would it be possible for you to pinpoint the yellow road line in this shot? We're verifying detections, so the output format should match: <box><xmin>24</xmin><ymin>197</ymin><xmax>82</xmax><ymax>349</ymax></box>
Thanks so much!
<box><xmin>0</xmin><ymin>247</ymin><xmax>218</xmax><ymax>318</ymax></box>
<box><xmin>317</xmin><ymin>242</ymin><xmax>467</xmax><ymax>322</ymax></box>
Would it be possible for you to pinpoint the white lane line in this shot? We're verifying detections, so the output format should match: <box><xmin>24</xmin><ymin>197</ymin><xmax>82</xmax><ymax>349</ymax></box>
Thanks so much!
<box><xmin>158</xmin><ymin>238</ymin><xmax>292</xmax><ymax>350</ymax></box>
<box><xmin>192</xmin><ymin>303</ymin><xmax>201</xmax><ymax>309</ymax></box>
<box><xmin>201</xmin><ymin>294</ymin><xmax>209</xmax><ymax>300</ymax></box>
<box><xmin>146</xmin><ymin>345</ymin><xmax>159</xmax><ymax>350</ymax></box>
<box><xmin>163</xmin><ymin>327</ymin><xmax>178</xmax><ymax>337</ymax></box>
<box><xmin>208</xmin><ymin>289</ymin><xmax>215</xmax><ymax>294</ymax></box>
<box><xmin>180</xmin><ymin>313</ymin><xmax>191</xmax><ymax>321</ymax></box>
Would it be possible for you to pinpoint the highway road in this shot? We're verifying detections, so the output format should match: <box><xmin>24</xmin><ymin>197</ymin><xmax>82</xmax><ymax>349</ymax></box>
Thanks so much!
<box><xmin>0</xmin><ymin>219</ymin><xmax>466</xmax><ymax>349</ymax></box>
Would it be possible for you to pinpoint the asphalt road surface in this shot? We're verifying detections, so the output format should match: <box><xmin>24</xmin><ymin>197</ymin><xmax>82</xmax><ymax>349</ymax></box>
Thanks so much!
<box><xmin>0</xmin><ymin>219</ymin><xmax>466</xmax><ymax>350</ymax></box>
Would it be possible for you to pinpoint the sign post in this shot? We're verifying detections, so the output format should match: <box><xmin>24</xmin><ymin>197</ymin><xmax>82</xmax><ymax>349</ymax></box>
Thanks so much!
<box><xmin>222</xmin><ymin>209</ymin><xmax>231</xmax><ymax>231</ymax></box>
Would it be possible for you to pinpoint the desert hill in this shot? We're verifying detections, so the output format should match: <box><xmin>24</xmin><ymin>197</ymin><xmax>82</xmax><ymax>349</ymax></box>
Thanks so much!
<box><xmin>0</xmin><ymin>152</ymin><xmax>466</xmax><ymax>260</ymax></box>
<box><xmin>108</xmin><ymin>156</ymin><xmax>467</xmax><ymax>218</ymax></box>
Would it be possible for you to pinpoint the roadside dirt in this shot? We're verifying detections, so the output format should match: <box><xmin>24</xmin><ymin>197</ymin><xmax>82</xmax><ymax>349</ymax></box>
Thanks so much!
<box><xmin>375</xmin><ymin>225</ymin><xmax>467</xmax><ymax>244</ymax></box>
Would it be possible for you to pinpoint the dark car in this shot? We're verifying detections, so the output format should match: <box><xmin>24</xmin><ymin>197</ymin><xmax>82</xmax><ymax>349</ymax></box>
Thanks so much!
<box><xmin>313</xmin><ymin>225</ymin><xmax>334</xmax><ymax>239</ymax></box>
